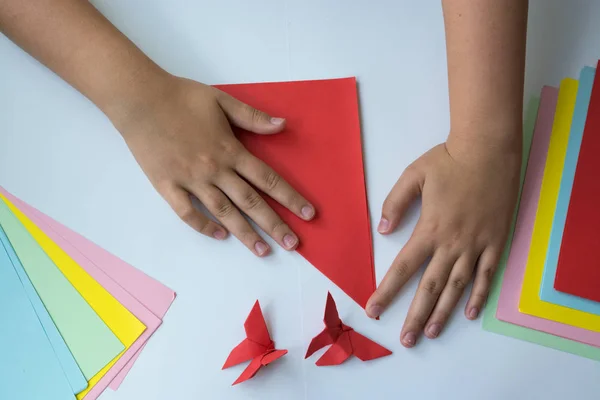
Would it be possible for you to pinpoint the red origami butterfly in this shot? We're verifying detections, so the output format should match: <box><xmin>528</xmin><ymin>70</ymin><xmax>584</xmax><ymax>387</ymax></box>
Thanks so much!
<box><xmin>305</xmin><ymin>292</ymin><xmax>392</xmax><ymax>365</ymax></box>
<box><xmin>222</xmin><ymin>300</ymin><xmax>287</xmax><ymax>385</ymax></box>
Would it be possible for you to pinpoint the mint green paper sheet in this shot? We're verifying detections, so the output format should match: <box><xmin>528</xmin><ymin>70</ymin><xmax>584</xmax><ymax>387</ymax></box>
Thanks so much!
<box><xmin>482</xmin><ymin>95</ymin><xmax>600</xmax><ymax>360</ymax></box>
<box><xmin>0</xmin><ymin>199</ymin><xmax>125</xmax><ymax>378</ymax></box>
<box><xmin>0</xmin><ymin>237</ymin><xmax>75</xmax><ymax>400</ymax></box>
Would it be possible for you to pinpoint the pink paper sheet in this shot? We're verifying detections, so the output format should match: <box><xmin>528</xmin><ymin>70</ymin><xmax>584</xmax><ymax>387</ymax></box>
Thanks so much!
<box><xmin>4</xmin><ymin>190</ymin><xmax>176</xmax><ymax>391</ymax></box>
<box><xmin>496</xmin><ymin>86</ymin><xmax>600</xmax><ymax>347</ymax></box>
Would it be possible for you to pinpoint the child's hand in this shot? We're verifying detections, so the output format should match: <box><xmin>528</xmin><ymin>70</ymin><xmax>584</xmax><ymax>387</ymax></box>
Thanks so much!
<box><xmin>365</xmin><ymin>140</ymin><xmax>521</xmax><ymax>347</ymax></box>
<box><xmin>118</xmin><ymin>76</ymin><xmax>315</xmax><ymax>257</ymax></box>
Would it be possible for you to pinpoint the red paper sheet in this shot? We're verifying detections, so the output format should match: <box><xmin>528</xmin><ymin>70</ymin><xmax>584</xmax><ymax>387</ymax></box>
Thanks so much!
<box><xmin>215</xmin><ymin>78</ymin><xmax>375</xmax><ymax>309</ymax></box>
<box><xmin>555</xmin><ymin>60</ymin><xmax>600</xmax><ymax>302</ymax></box>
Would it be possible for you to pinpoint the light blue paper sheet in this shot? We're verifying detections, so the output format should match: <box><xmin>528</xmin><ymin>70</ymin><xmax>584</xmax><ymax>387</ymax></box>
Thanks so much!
<box><xmin>0</xmin><ymin>226</ymin><xmax>87</xmax><ymax>394</ymax></box>
<box><xmin>0</xmin><ymin>233</ymin><xmax>75</xmax><ymax>400</ymax></box>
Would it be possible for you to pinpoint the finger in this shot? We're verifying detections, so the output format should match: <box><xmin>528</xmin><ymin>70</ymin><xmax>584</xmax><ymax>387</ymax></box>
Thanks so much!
<box><xmin>465</xmin><ymin>247</ymin><xmax>502</xmax><ymax>320</ymax></box>
<box><xmin>235</xmin><ymin>152</ymin><xmax>315</xmax><ymax>221</ymax></box>
<box><xmin>196</xmin><ymin>184</ymin><xmax>271</xmax><ymax>257</ymax></box>
<box><xmin>365</xmin><ymin>233</ymin><xmax>432</xmax><ymax>319</ymax></box>
<box><xmin>378</xmin><ymin>163</ymin><xmax>423</xmax><ymax>234</ymax></box>
<box><xmin>216</xmin><ymin>90</ymin><xmax>286</xmax><ymax>135</ymax></box>
<box><xmin>424</xmin><ymin>252</ymin><xmax>478</xmax><ymax>339</ymax></box>
<box><xmin>161</xmin><ymin>184</ymin><xmax>228</xmax><ymax>239</ymax></box>
<box><xmin>399</xmin><ymin>249</ymin><xmax>456</xmax><ymax>348</ymax></box>
<box><xmin>217</xmin><ymin>172</ymin><xmax>299</xmax><ymax>251</ymax></box>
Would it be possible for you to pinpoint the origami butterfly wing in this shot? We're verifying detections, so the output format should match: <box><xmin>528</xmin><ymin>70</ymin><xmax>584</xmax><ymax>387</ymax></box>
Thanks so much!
<box><xmin>315</xmin><ymin>331</ymin><xmax>353</xmax><ymax>366</ymax></box>
<box><xmin>349</xmin><ymin>330</ymin><xmax>392</xmax><ymax>362</ymax></box>
<box><xmin>305</xmin><ymin>329</ymin><xmax>336</xmax><ymax>359</ymax></box>
<box><xmin>244</xmin><ymin>300</ymin><xmax>273</xmax><ymax>347</ymax></box>
<box><xmin>223</xmin><ymin>300</ymin><xmax>273</xmax><ymax>369</ymax></box>
<box><xmin>222</xmin><ymin>339</ymin><xmax>267</xmax><ymax>369</ymax></box>
<box><xmin>305</xmin><ymin>292</ymin><xmax>343</xmax><ymax>358</ymax></box>
<box><xmin>262</xmin><ymin>349</ymin><xmax>288</xmax><ymax>365</ymax></box>
<box><xmin>231</xmin><ymin>349</ymin><xmax>288</xmax><ymax>386</ymax></box>
<box><xmin>231</xmin><ymin>356</ymin><xmax>263</xmax><ymax>386</ymax></box>
<box><xmin>323</xmin><ymin>292</ymin><xmax>342</xmax><ymax>328</ymax></box>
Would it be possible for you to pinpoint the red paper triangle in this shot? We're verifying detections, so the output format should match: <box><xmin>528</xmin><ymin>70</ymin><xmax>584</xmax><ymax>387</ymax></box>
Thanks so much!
<box><xmin>555</xmin><ymin>60</ymin><xmax>600</xmax><ymax>302</ymax></box>
<box><xmin>215</xmin><ymin>78</ymin><xmax>375</xmax><ymax>308</ymax></box>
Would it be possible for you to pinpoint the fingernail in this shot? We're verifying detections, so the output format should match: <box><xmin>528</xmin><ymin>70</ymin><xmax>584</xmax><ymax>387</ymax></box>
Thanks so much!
<box><xmin>301</xmin><ymin>205</ymin><xmax>315</xmax><ymax>219</ymax></box>
<box><xmin>270</xmin><ymin>117</ymin><xmax>285</xmax><ymax>125</ymax></box>
<box><xmin>213</xmin><ymin>230</ymin><xmax>226</xmax><ymax>240</ymax></box>
<box><xmin>426</xmin><ymin>324</ymin><xmax>441</xmax><ymax>338</ymax></box>
<box><xmin>377</xmin><ymin>218</ymin><xmax>390</xmax><ymax>233</ymax></box>
<box><xmin>402</xmin><ymin>332</ymin><xmax>416</xmax><ymax>347</ymax></box>
<box><xmin>283</xmin><ymin>234</ymin><xmax>297</xmax><ymax>249</ymax></box>
<box><xmin>468</xmin><ymin>307</ymin><xmax>479</xmax><ymax>319</ymax></box>
<box><xmin>367</xmin><ymin>304</ymin><xmax>383</xmax><ymax>318</ymax></box>
<box><xmin>254</xmin><ymin>241</ymin><xmax>269</xmax><ymax>256</ymax></box>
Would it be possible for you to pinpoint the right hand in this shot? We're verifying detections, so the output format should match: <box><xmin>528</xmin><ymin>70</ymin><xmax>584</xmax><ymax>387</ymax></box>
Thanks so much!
<box><xmin>116</xmin><ymin>75</ymin><xmax>315</xmax><ymax>257</ymax></box>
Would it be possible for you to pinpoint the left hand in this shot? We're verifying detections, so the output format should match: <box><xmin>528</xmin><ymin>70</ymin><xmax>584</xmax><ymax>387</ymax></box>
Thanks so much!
<box><xmin>365</xmin><ymin>139</ymin><xmax>521</xmax><ymax>347</ymax></box>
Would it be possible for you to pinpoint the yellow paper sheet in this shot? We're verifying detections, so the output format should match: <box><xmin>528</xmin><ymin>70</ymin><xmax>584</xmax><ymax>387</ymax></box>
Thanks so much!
<box><xmin>518</xmin><ymin>78</ymin><xmax>600</xmax><ymax>332</ymax></box>
<box><xmin>0</xmin><ymin>193</ymin><xmax>147</xmax><ymax>398</ymax></box>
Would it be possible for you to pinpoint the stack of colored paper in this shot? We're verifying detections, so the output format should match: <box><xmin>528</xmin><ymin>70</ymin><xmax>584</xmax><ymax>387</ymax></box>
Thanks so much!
<box><xmin>0</xmin><ymin>187</ymin><xmax>176</xmax><ymax>399</ymax></box>
<box><xmin>482</xmin><ymin>60</ymin><xmax>600</xmax><ymax>360</ymax></box>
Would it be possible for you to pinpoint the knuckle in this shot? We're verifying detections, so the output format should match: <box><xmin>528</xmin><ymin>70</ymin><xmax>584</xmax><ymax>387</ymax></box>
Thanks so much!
<box><xmin>269</xmin><ymin>218</ymin><xmax>287</xmax><ymax>234</ymax></box>
<box><xmin>436</xmin><ymin>244</ymin><xmax>462</xmax><ymax>262</ymax></box>
<box><xmin>422</xmin><ymin>278</ymin><xmax>443</xmax><ymax>296</ymax></box>
<box><xmin>250</xmin><ymin>106</ymin><xmax>265</xmax><ymax>123</ymax></box>
<box><xmin>450</xmin><ymin>276</ymin><xmax>468</xmax><ymax>290</ymax></box>
<box><xmin>392</xmin><ymin>260</ymin><xmax>411</xmax><ymax>280</ymax></box>
<box><xmin>242</xmin><ymin>190</ymin><xmax>264</xmax><ymax>211</ymax></box>
<box><xmin>214</xmin><ymin>200</ymin><xmax>235</xmax><ymax>219</ymax></box>
<box><xmin>262</xmin><ymin>169</ymin><xmax>281</xmax><ymax>191</ymax></box>
<box><xmin>448</xmin><ymin>228</ymin><xmax>465</xmax><ymax>248</ymax></box>
<box><xmin>176</xmin><ymin>204</ymin><xmax>197</xmax><ymax>224</ymax></box>
<box><xmin>219</xmin><ymin>140</ymin><xmax>240</xmax><ymax>158</ymax></box>
<box><xmin>481</xmin><ymin>265</ymin><xmax>497</xmax><ymax>281</ymax></box>
<box><xmin>240</xmin><ymin>229</ymin><xmax>259</xmax><ymax>244</ymax></box>
<box><xmin>198</xmin><ymin>155</ymin><xmax>220</xmax><ymax>178</ymax></box>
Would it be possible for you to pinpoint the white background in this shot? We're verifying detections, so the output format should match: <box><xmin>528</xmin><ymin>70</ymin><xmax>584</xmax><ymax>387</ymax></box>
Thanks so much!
<box><xmin>1</xmin><ymin>1</ymin><xmax>600</xmax><ymax>399</ymax></box>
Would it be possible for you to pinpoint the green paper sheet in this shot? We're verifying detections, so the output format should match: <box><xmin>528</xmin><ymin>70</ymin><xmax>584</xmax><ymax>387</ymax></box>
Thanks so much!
<box><xmin>0</xmin><ymin>199</ymin><xmax>125</xmax><ymax>378</ymax></box>
<box><xmin>481</xmin><ymin>96</ymin><xmax>600</xmax><ymax>360</ymax></box>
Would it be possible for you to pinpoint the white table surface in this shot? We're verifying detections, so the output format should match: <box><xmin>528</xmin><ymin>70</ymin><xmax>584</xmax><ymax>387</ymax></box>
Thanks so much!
<box><xmin>1</xmin><ymin>1</ymin><xmax>600</xmax><ymax>399</ymax></box>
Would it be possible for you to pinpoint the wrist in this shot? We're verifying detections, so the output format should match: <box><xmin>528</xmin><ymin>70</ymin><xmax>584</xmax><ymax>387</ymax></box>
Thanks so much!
<box><xmin>97</xmin><ymin>62</ymin><xmax>175</xmax><ymax>133</ymax></box>
<box><xmin>446</xmin><ymin>123</ymin><xmax>522</xmax><ymax>167</ymax></box>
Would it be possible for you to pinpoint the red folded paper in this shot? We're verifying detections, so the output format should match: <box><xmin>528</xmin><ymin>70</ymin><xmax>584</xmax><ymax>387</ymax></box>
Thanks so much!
<box><xmin>305</xmin><ymin>292</ymin><xmax>391</xmax><ymax>366</ymax></box>
<box><xmin>215</xmin><ymin>78</ymin><xmax>376</xmax><ymax>309</ymax></box>
<box><xmin>222</xmin><ymin>300</ymin><xmax>287</xmax><ymax>385</ymax></box>
<box><xmin>555</xmin><ymin>60</ymin><xmax>600</xmax><ymax>302</ymax></box>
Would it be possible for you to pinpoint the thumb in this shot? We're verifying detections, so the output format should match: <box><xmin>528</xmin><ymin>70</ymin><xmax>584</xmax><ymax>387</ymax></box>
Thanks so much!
<box><xmin>216</xmin><ymin>91</ymin><xmax>286</xmax><ymax>135</ymax></box>
<box><xmin>378</xmin><ymin>163</ymin><xmax>423</xmax><ymax>234</ymax></box>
